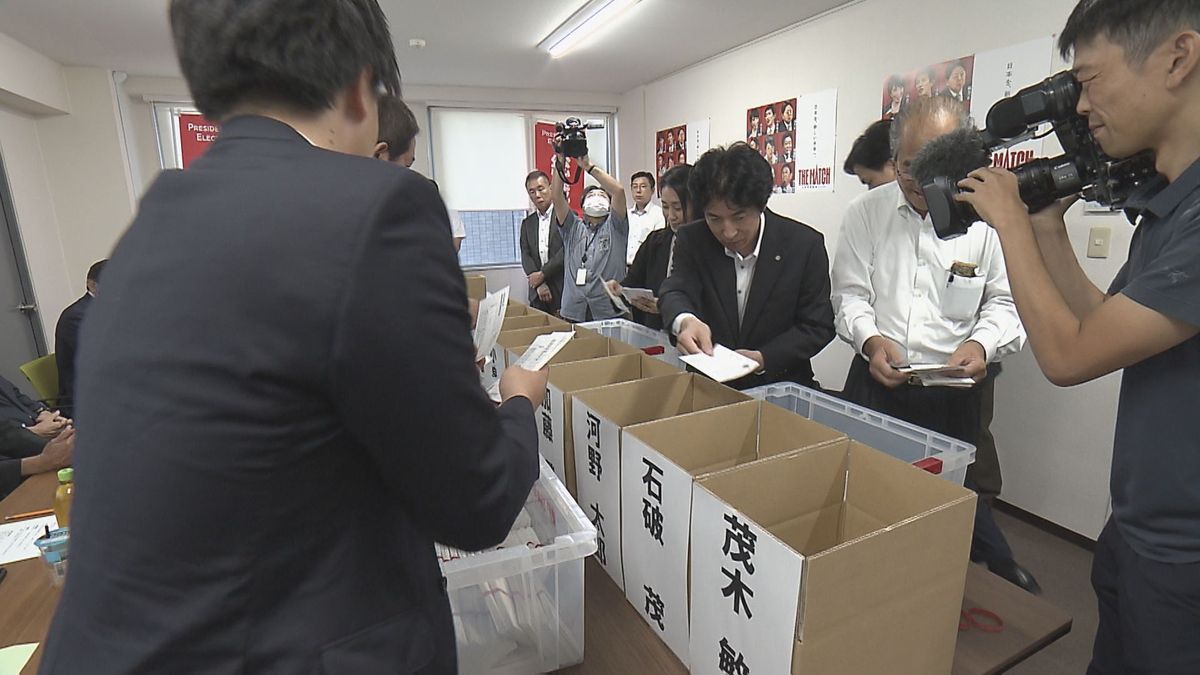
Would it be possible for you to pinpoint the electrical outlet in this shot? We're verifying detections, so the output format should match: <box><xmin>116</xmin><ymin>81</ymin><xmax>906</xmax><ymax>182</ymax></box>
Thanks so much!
<box><xmin>1087</xmin><ymin>226</ymin><xmax>1111</xmax><ymax>259</ymax></box>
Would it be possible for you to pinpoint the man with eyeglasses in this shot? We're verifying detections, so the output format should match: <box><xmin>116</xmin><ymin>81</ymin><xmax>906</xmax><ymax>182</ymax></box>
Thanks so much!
<box><xmin>831</xmin><ymin>96</ymin><xmax>1039</xmax><ymax>594</ymax></box>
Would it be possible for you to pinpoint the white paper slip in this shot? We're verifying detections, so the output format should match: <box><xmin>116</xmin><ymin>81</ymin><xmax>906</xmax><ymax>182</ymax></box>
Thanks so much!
<box><xmin>679</xmin><ymin>345</ymin><xmax>759</xmax><ymax>383</ymax></box>
<box><xmin>600</xmin><ymin>279</ymin><xmax>631</xmax><ymax>314</ymax></box>
<box><xmin>472</xmin><ymin>286</ymin><xmax>510</xmax><ymax>362</ymax></box>
<box><xmin>620</xmin><ymin>287</ymin><xmax>656</xmax><ymax>303</ymax></box>
<box><xmin>512</xmin><ymin>331</ymin><xmax>575</xmax><ymax>371</ymax></box>
<box><xmin>0</xmin><ymin>643</ymin><xmax>39</xmax><ymax>675</ymax></box>
<box><xmin>896</xmin><ymin>364</ymin><xmax>967</xmax><ymax>376</ymax></box>
<box><xmin>917</xmin><ymin>376</ymin><xmax>977</xmax><ymax>388</ymax></box>
<box><xmin>0</xmin><ymin>515</ymin><xmax>59</xmax><ymax>565</ymax></box>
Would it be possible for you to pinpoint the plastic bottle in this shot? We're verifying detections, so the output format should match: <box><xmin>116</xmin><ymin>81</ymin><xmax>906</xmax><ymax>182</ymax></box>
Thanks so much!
<box><xmin>54</xmin><ymin>468</ymin><xmax>74</xmax><ymax>529</ymax></box>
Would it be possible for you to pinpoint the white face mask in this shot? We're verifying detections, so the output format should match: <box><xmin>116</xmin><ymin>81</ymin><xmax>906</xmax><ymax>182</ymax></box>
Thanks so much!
<box><xmin>582</xmin><ymin>192</ymin><xmax>611</xmax><ymax>218</ymax></box>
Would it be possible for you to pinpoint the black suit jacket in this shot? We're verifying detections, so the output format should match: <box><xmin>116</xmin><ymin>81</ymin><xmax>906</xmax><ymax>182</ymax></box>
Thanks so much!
<box><xmin>659</xmin><ymin>210</ymin><xmax>835</xmax><ymax>389</ymax></box>
<box><xmin>0</xmin><ymin>375</ymin><xmax>42</xmax><ymax>426</ymax></box>
<box><xmin>41</xmin><ymin>116</ymin><xmax>540</xmax><ymax>674</ymax></box>
<box><xmin>519</xmin><ymin>211</ymin><xmax>565</xmax><ymax>312</ymax></box>
<box><xmin>55</xmin><ymin>293</ymin><xmax>91</xmax><ymax>405</ymax></box>
<box><xmin>0</xmin><ymin>419</ymin><xmax>47</xmax><ymax>499</ymax></box>
<box><xmin>621</xmin><ymin>227</ymin><xmax>675</xmax><ymax>331</ymax></box>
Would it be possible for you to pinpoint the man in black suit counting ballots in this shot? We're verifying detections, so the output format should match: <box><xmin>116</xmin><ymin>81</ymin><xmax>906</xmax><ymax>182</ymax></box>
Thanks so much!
<box><xmin>41</xmin><ymin>1</ymin><xmax>548</xmax><ymax>672</ymax></box>
<box><xmin>659</xmin><ymin>143</ymin><xmax>834</xmax><ymax>390</ymax></box>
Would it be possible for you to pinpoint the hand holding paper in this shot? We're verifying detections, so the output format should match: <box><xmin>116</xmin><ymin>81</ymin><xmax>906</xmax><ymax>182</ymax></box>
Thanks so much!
<box><xmin>511</xmin><ymin>331</ymin><xmax>575</xmax><ymax>371</ymax></box>
<box><xmin>601</xmin><ymin>279</ymin><xmax>631</xmax><ymax>314</ymax></box>
<box><xmin>680</xmin><ymin>345</ymin><xmax>760</xmax><ymax>383</ymax></box>
<box><xmin>472</xmin><ymin>287</ymin><xmax>510</xmax><ymax>362</ymax></box>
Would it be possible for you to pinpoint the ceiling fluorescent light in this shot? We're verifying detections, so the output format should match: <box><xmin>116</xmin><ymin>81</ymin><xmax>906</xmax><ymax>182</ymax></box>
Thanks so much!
<box><xmin>538</xmin><ymin>0</ymin><xmax>642</xmax><ymax>59</ymax></box>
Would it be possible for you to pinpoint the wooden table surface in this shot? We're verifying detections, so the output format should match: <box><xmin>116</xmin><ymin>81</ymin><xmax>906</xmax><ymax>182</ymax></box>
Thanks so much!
<box><xmin>2</xmin><ymin>475</ymin><xmax>1071</xmax><ymax>675</ymax></box>
<box><xmin>0</xmin><ymin>472</ymin><xmax>59</xmax><ymax>674</ymax></box>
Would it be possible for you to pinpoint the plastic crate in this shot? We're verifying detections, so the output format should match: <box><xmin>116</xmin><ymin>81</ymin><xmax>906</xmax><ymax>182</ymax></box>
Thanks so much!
<box><xmin>437</xmin><ymin>459</ymin><xmax>597</xmax><ymax>674</ymax></box>
<box><xmin>744</xmin><ymin>382</ymin><xmax>976</xmax><ymax>486</ymax></box>
<box><xmin>578</xmin><ymin>318</ymin><xmax>684</xmax><ymax>369</ymax></box>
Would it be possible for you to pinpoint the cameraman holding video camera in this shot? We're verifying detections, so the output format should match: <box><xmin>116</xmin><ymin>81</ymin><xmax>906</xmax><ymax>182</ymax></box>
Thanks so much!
<box><xmin>957</xmin><ymin>2</ymin><xmax>1200</xmax><ymax>671</ymax></box>
<box><xmin>550</xmin><ymin>125</ymin><xmax>628</xmax><ymax>322</ymax></box>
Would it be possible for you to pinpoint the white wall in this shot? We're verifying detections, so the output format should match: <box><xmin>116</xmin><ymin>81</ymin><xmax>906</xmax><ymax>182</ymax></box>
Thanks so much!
<box><xmin>36</xmin><ymin>67</ymin><xmax>137</xmax><ymax>298</ymax></box>
<box><xmin>0</xmin><ymin>31</ymin><xmax>69</xmax><ymax>116</ymax></box>
<box><xmin>621</xmin><ymin>0</ymin><xmax>1122</xmax><ymax>538</ymax></box>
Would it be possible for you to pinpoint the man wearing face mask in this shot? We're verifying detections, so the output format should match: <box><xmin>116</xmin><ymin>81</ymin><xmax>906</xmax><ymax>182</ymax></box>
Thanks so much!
<box><xmin>550</xmin><ymin>152</ymin><xmax>628</xmax><ymax>322</ymax></box>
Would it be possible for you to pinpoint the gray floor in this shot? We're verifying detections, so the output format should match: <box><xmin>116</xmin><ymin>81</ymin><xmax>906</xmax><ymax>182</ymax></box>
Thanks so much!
<box><xmin>992</xmin><ymin>509</ymin><xmax>1098</xmax><ymax>674</ymax></box>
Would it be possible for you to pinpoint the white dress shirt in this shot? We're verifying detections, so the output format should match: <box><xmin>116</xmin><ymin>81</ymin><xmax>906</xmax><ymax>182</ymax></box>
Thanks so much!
<box><xmin>626</xmin><ymin>202</ymin><xmax>665</xmax><ymax>265</ymax></box>
<box><xmin>831</xmin><ymin>182</ymin><xmax>1025</xmax><ymax>364</ymax></box>
<box><xmin>537</xmin><ymin>208</ymin><xmax>553</xmax><ymax>266</ymax></box>
<box><xmin>672</xmin><ymin>213</ymin><xmax>765</xmax><ymax>334</ymax></box>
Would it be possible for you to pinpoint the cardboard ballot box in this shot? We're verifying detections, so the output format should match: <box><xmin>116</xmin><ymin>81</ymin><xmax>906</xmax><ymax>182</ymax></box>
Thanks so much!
<box><xmin>505</xmin><ymin>301</ymin><xmax>529</xmax><ymax>318</ymax></box>
<box><xmin>465</xmin><ymin>274</ymin><xmax>487</xmax><ymax>301</ymax></box>
<box><xmin>526</xmin><ymin>354</ymin><xmax>679</xmax><ymax>499</ymax></box>
<box><xmin>745</xmin><ymin>382</ymin><xmax>976</xmax><ymax>486</ymax></box>
<box><xmin>509</xmin><ymin>336</ymin><xmax>641</xmax><ymax>370</ymax></box>
<box><xmin>619</xmin><ymin>401</ymin><xmax>847</xmax><ymax>664</ymax></box>
<box><xmin>689</xmin><ymin>440</ymin><xmax>976</xmax><ymax>675</ymax></box>
<box><xmin>502</xmin><ymin>313</ymin><xmax>570</xmax><ymax>332</ymax></box>
<box><xmin>570</xmin><ymin>374</ymin><xmax>751</xmax><ymax>591</ymax></box>
<box><xmin>483</xmin><ymin>325</ymin><xmax>597</xmax><ymax>382</ymax></box>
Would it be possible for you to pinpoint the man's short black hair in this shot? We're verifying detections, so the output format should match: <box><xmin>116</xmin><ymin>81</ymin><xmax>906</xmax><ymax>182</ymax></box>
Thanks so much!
<box><xmin>1059</xmin><ymin>0</ymin><xmax>1200</xmax><ymax>64</ymax></box>
<box><xmin>582</xmin><ymin>185</ymin><xmax>607</xmax><ymax>201</ymax></box>
<box><xmin>87</xmin><ymin>260</ymin><xmax>107</xmax><ymax>284</ymax></box>
<box><xmin>169</xmin><ymin>0</ymin><xmax>402</xmax><ymax>121</ymax></box>
<box><xmin>887</xmin><ymin>74</ymin><xmax>905</xmax><ymax>91</ymax></box>
<box><xmin>688</xmin><ymin>143</ymin><xmax>773</xmax><ymax>216</ymax></box>
<box><xmin>377</xmin><ymin>95</ymin><xmax>419</xmax><ymax>161</ymax></box>
<box><xmin>631</xmin><ymin>171</ymin><xmax>655</xmax><ymax>189</ymax></box>
<box><xmin>525</xmin><ymin>170</ymin><xmax>549</xmax><ymax>188</ymax></box>
<box><xmin>844</xmin><ymin>119</ymin><xmax>894</xmax><ymax>174</ymax></box>
<box><xmin>660</xmin><ymin>164</ymin><xmax>693</xmax><ymax>219</ymax></box>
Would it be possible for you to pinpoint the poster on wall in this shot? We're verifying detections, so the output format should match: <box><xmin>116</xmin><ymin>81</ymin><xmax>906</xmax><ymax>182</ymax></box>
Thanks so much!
<box><xmin>746</xmin><ymin>97</ymin><xmax>798</xmax><ymax>193</ymax></box>
<box><xmin>535</xmin><ymin>121</ymin><xmax>584</xmax><ymax>216</ymax></box>
<box><xmin>177</xmin><ymin>113</ymin><xmax>220</xmax><ymax>168</ymax></box>
<box><xmin>794</xmin><ymin>89</ymin><xmax>838</xmax><ymax>192</ymax></box>
<box><xmin>655</xmin><ymin>124</ymin><xmax>688</xmax><ymax>193</ymax></box>
<box><xmin>687</xmin><ymin>118</ymin><xmax>711</xmax><ymax>168</ymax></box>
<box><xmin>969</xmin><ymin>36</ymin><xmax>1056</xmax><ymax>170</ymax></box>
<box><xmin>881</xmin><ymin>55</ymin><xmax>975</xmax><ymax>120</ymax></box>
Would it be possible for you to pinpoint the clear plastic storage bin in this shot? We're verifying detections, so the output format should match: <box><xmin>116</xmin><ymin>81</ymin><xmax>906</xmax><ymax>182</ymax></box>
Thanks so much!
<box><xmin>744</xmin><ymin>382</ymin><xmax>976</xmax><ymax>486</ymax></box>
<box><xmin>578</xmin><ymin>318</ymin><xmax>683</xmax><ymax>369</ymax></box>
<box><xmin>437</xmin><ymin>459</ymin><xmax>597</xmax><ymax>674</ymax></box>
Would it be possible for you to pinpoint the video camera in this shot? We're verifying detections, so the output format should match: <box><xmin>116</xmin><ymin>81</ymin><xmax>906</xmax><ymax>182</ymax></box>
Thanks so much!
<box><xmin>554</xmin><ymin>117</ymin><xmax>605</xmax><ymax>158</ymax></box>
<box><xmin>913</xmin><ymin>70</ymin><xmax>1158</xmax><ymax>239</ymax></box>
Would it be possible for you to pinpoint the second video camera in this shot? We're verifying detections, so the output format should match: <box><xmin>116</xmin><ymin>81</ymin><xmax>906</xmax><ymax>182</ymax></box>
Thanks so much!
<box><xmin>913</xmin><ymin>71</ymin><xmax>1158</xmax><ymax>239</ymax></box>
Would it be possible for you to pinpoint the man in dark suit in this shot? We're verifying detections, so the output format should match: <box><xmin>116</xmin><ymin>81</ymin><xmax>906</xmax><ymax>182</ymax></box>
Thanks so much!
<box><xmin>42</xmin><ymin>2</ymin><xmax>548</xmax><ymax>673</ymax></box>
<box><xmin>519</xmin><ymin>170</ymin><xmax>565</xmax><ymax>313</ymax></box>
<box><xmin>0</xmin><ymin>374</ymin><xmax>66</xmax><ymax>433</ymax></box>
<box><xmin>660</xmin><ymin>143</ymin><xmax>834</xmax><ymax>390</ymax></box>
<box><xmin>0</xmin><ymin>422</ymin><xmax>74</xmax><ymax>500</ymax></box>
<box><xmin>55</xmin><ymin>259</ymin><xmax>105</xmax><ymax>408</ymax></box>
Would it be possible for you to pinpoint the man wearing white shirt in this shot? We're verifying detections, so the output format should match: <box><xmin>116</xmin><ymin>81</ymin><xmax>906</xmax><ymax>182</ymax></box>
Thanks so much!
<box><xmin>626</xmin><ymin>171</ymin><xmax>665</xmax><ymax>266</ymax></box>
<box><xmin>832</xmin><ymin>96</ymin><xmax>1038</xmax><ymax>593</ymax></box>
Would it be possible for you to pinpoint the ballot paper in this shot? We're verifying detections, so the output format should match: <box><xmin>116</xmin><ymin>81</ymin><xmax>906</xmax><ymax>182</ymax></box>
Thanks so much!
<box><xmin>0</xmin><ymin>515</ymin><xmax>59</xmax><ymax>565</ymax></box>
<box><xmin>679</xmin><ymin>345</ymin><xmax>760</xmax><ymax>383</ymax></box>
<box><xmin>512</xmin><ymin>331</ymin><xmax>575</xmax><ymax>371</ymax></box>
<box><xmin>916</xmin><ymin>376</ymin><xmax>977</xmax><ymax>389</ymax></box>
<box><xmin>896</xmin><ymin>364</ymin><xmax>975</xmax><ymax>388</ymax></box>
<box><xmin>620</xmin><ymin>287</ymin><xmax>656</xmax><ymax>303</ymax></box>
<box><xmin>472</xmin><ymin>286</ymin><xmax>510</xmax><ymax>361</ymax></box>
<box><xmin>895</xmin><ymin>364</ymin><xmax>967</xmax><ymax>376</ymax></box>
<box><xmin>600</xmin><ymin>279</ymin><xmax>631</xmax><ymax>314</ymax></box>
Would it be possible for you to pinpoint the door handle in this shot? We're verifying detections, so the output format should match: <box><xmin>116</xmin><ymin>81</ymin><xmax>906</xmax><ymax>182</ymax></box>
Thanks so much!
<box><xmin>16</xmin><ymin>303</ymin><xmax>37</xmax><ymax>312</ymax></box>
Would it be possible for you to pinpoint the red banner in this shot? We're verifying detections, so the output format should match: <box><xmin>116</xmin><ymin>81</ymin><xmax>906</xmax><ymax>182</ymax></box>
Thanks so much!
<box><xmin>178</xmin><ymin>113</ymin><xmax>220</xmax><ymax>168</ymax></box>
<box><xmin>534</xmin><ymin>121</ymin><xmax>583</xmax><ymax>217</ymax></box>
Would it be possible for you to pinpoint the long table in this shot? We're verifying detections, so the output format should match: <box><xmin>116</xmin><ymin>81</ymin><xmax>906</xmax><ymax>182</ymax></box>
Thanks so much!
<box><xmin>1</xmin><ymin>474</ymin><xmax>1071</xmax><ymax>674</ymax></box>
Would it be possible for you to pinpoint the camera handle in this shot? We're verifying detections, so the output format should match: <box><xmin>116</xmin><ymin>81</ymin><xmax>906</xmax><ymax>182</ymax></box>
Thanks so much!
<box><xmin>556</xmin><ymin>157</ymin><xmax>584</xmax><ymax>186</ymax></box>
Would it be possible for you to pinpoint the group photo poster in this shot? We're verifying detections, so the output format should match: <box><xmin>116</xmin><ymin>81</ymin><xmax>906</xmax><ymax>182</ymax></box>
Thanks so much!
<box><xmin>655</xmin><ymin>124</ymin><xmax>688</xmax><ymax>193</ymax></box>
<box><xmin>745</xmin><ymin>97</ymin><xmax>798</xmax><ymax>193</ymax></box>
<box><xmin>881</xmin><ymin>54</ymin><xmax>975</xmax><ymax>120</ymax></box>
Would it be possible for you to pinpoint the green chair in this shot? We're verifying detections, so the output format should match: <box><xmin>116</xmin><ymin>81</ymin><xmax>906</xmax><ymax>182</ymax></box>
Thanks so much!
<box><xmin>20</xmin><ymin>354</ymin><xmax>60</xmax><ymax>406</ymax></box>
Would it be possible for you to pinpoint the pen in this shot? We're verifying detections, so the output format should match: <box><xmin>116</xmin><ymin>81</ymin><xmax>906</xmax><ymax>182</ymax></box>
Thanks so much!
<box><xmin>4</xmin><ymin>508</ymin><xmax>54</xmax><ymax>522</ymax></box>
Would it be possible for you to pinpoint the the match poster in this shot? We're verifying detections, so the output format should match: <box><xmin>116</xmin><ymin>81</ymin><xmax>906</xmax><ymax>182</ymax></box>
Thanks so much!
<box><xmin>535</xmin><ymin>121</ymin><xmax>583</xmax><ymax>216</ymax></box>
<box><xmin>746</xmin><ymin>97</ymin><xmax>798</xmax><ymax>193</ymax></box>
<box><xmin>793</xmin><ymin>89</ymin><xmax>838</xmax><ymax>192</ymax></box>
<box><xmin>655</xmin><ymin>124</ymin><xmax>687</xmax><ymax>194</ymax></box>
<box><xmin>881</xmin><ymin>55</ymin><xmax>975</xmax><ymax>120</ymax></box>
<box><xmin>969</xmin><ymin>37</ymin><xmax>1056</xmax><ymax>170</ymax></box>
